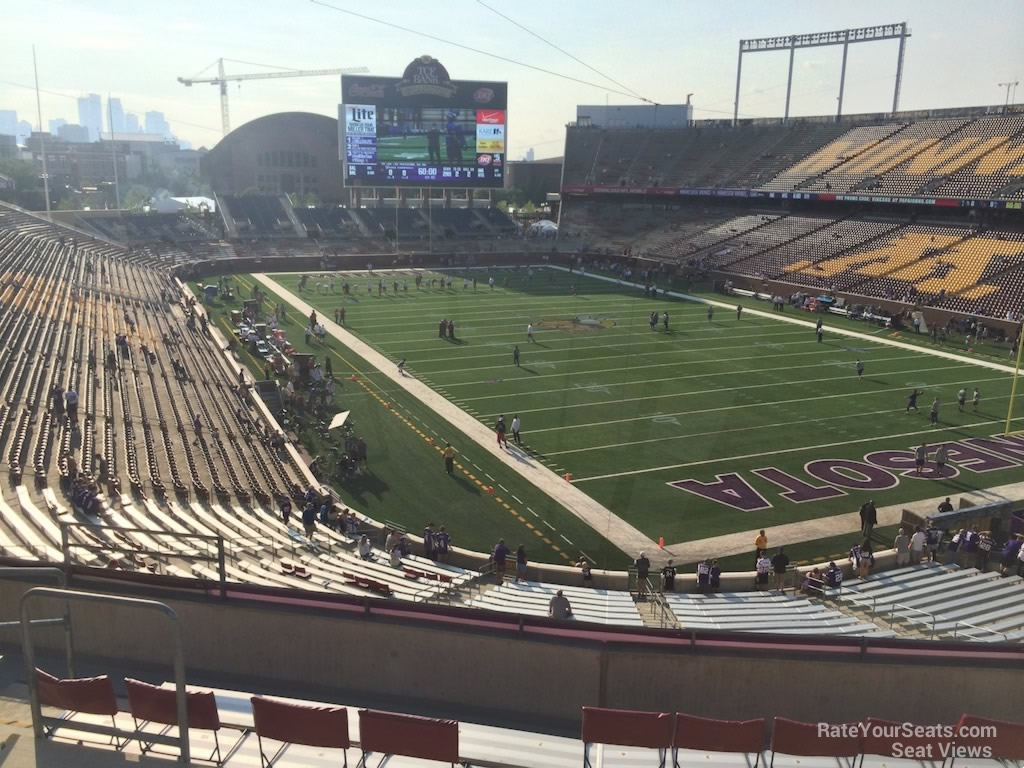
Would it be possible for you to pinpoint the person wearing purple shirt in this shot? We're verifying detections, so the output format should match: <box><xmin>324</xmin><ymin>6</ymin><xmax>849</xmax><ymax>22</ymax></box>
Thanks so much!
<box><xmin>492</xmin><ymin>538</ymin><xmax>509</xmax><ymax>584</ymax></box>
<box><xmin>1000</xmin><ymin>535</ymin><xmax>1023</xmax><ymax>576</ymax></box>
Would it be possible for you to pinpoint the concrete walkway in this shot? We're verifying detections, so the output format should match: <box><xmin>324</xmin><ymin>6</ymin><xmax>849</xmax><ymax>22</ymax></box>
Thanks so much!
<box><xmin>663</xmin><ymin>480</ymin><xmax>1024</xmax><ymax>564</ymax></box>
<box><xmin>252</xmin><ymin>273</ymin><xmax>660</xmax><ymax>558</ymax></box>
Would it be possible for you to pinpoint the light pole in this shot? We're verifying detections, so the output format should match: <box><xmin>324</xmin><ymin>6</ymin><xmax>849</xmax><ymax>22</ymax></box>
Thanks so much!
<box><xmin>998</xmin><ymin>81</ymin><xmax>1019</xmax><ymax>112</ymax></box>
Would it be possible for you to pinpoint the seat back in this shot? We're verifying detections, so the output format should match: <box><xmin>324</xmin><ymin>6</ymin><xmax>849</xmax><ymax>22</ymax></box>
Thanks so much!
<box><xmin>956</xmin><ymin>715</ymin><xmax>1024</xmax><ymax>761</ymax></box>
<box><xmin>36</xmin><ymin>669</ymin><xmax>118</xmax><ymax>716</ymax></box>
<box><xmin>862</xmin><ymin>718</ymin><xmax>948</xmax><ymax>758</ymax></box>
<box><xmin>674</xmin><ymin>713</ymin><xmax>765</xmax><ymax>754</ymax></box>
<box><xmin>251</xmin><ymin>696</ymin><xmax>349</xmax><ymax>749</ymax></box>
<box><xmin>359</xmin><ymin>709</ymin><xmax>459</xmax><ymax>763</ymax></box>
<box><xmin>771</xmin><ymin>718</ymin><xmax>860</xmax><ymax>757</ymax></box>
<box><xmin>125</xmin><ymin>678</ymin><xmax>220</xmax><ymax>730</ymax></box>
<box><xmin>580</xmin><ymin>707</ymin><xmax>674</xmax><ymax>750</ymax></box>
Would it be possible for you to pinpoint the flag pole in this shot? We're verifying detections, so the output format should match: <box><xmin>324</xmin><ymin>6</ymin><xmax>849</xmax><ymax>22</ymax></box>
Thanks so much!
<box><xmin>107</xmin><ymin>93</ymin><xmax>121</xmax><ymax>209</ymax></box>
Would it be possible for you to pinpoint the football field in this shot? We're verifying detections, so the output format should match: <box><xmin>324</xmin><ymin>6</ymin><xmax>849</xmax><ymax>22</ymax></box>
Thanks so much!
<box><xmin>376</xmin><ymin>135</ymin><xmax>469</xmax><ymax>165</ymax></box>
<box><xmin>267</xmin><ymin>267</ymin><xmax>1024</xmax><ymax>554</ymax></box>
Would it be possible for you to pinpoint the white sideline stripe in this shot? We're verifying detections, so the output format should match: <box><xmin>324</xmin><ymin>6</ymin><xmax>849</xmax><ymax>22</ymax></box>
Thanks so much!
<box><xmin>476</xmin><ymin>362</ymin><xmax>985</xmax><ymax>417</ymax></box>
<box><xmin>296</xmin><ymin>280</ymin><xmax>657</xmax><ymax>556</ymax></box>
<box><xmin>543</xmin><ymin>393</ymin><xmax>1016</xmax><ymax>457</ymax></box>
<box><xmin>405</xmin><ymin>327</ymin><xmax>810</xmax><ymax>367</ymax></box>
<box><xmin>438</xmin><ymin>347</ymin><xmax>927</xmax><ymax>387</ymax></box>
<box><xmin>572</xmin><ymin>414</ymin><xmax>1024</xmax><ymax>483</ymax></box>
<box><xmin>459</xmin><ymin>353</ymin><xmax>942</xmax><ymax>403</ymax></box>
<box><xmin>555</xmin><ymin>266</ymin><xmax>1024</xmax><ymax>377</ymax></box>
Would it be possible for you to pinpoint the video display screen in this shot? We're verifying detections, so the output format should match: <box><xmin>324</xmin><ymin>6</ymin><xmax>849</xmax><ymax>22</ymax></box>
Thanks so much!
<box><xmin>340</xmin><ymin>60</ymin><xmax>507</xmax><ymax>188</ymax></box>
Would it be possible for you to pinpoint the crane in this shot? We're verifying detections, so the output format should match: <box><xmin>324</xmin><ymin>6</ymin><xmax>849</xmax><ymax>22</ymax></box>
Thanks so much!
<box><xmin>178</xmin><ymin>58</ymin><xmax>369</xmax><ymax>137</ymax></box>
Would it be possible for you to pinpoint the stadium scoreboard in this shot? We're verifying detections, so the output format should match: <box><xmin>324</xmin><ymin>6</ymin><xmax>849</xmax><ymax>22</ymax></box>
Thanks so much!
<box><xmin>340</xmin><ymin>56</ymin><xmax>507</xmax><ymax>188</ymax></box>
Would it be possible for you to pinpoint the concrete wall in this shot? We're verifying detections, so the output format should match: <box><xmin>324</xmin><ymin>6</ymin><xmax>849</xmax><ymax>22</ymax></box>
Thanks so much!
<box><xmin>3</xmin><ymin>573</ymin><xmax>1019</xmax><ymax>734</ymax></box>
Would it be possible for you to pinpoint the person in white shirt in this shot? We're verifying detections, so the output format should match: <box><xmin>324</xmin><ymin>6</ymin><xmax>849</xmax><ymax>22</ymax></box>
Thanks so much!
<box><xmin>909</xmin><ymin>526</ymin><xmax>927</xmax><ymax>564</ymax></box>
<box><xmin>527</xmin><ymin>323</ymin><xmax>535</xmax><ymax>343</ymax></box>
<box><xmin>755</xmin><ymin>554</ymin><xmax>772</xmax><ymax>589</ymax></box>
<box><xmin>358</xmin><ymin>534</ymin><xmax>373</xmax><ymax>560</ymax></box>
<box><xmin>548</xmin><ymin>590</ymin><xmax>572</xmax><ymax>620</ymax></box>
<box><xmin>510</xmin><ymin>415</ymin><xmax>522</xmax><ymax>446</ymax></box>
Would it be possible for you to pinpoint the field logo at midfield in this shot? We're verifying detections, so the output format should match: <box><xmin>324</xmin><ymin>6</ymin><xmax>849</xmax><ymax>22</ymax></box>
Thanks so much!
<box><xmin>667</xmin><ymin>433</ymin><xmax>1024</xmax><ymax>511</ymax></box>
<box><xmin>535</xmin><ymin>315</ymin><xmax>616</xmax><ymax>333</ymax></box>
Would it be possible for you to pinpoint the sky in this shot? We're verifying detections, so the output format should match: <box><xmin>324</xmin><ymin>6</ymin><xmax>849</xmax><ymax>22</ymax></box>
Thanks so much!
<box><xmin>1</xmin><ymin>0</ymin><xmax>1021</xmax><ymax>158</ymax></box>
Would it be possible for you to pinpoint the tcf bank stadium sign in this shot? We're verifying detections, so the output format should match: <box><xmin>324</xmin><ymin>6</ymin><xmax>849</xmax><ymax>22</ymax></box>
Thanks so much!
<box><xmin>342</xmin><ymin>56</ymin><xmax>506</xmax><ymax>109</ymax></box>
<box><xmin>560</xmin><ymin>184</ymin><xmax>1023</xmax><ymax>210</ymax></box>
<box><xmin>669</xmin><ymin>434</ymin><xmax>1024</xmax><ymax>511</ymax></box>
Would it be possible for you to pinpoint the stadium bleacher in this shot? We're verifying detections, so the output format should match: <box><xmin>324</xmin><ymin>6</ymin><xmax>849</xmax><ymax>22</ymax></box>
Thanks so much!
<box><xmin>220</xmin><ymin>194</ymin><xmax>294</xmax><ymax>236</ymax></box>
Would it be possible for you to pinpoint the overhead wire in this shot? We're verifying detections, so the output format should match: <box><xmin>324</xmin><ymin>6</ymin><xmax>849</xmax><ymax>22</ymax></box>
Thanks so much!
<box><xmin>474</xmin><ymin>0</ymin><xmax>644</xmax><ymax>100</ymax></box>
<box><xmin>308</xmin><ymin>0</ymin><xmax>658</xmax><ymax>104</ymax></box>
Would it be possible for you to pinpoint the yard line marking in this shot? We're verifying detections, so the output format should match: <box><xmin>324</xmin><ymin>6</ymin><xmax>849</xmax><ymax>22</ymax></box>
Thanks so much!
<box><xmin>435</xmin><ymin>345</ymin><xmax>920</xmax><ymax>385</ymax></box>
<box><xmin>458</xmin><ymin>352</ymin><xmax>930</xmax><ymax>402</ymax></box>
<box><xmin>511</xmin><ymin>494</ymin><xmax>523</xmax><ymax>504</ymax></box>
<box><xmin>526</xmin><ymin>507</ymin><xmax>539</xmax><ymax>517</ymax></box>
<box><xmin>540</xmin><ymin>393</ymin><xmax>1017</xmax><ymax>456</ymax></box>
<box><xmin>472</xmin><ymin>463</ymin><xmax>482</xmax><ymax>471</ymax></box>
<box><xmin>485</xmin><ymin>473</ymin><xmax>496</xmax><ymax>481</ymax></box>
<box><xmin>477</xmin><ymin>362</ymin><xmax>986</xmax><ymax>417</ymax></box>
<box><xmin>498</xmin><ymin>483</ymin><xmax>510</xmax><ymax>493</ymax></box>
<box><xmin>541</xmin><ymin>520</ymin><xmax>556</xmax><ymax>531</ymax></box>
<box><xmin>560</xmin><ymin>535</ymin><xmax>574</xmax><ymax>546</ymax></box>
<box><xmin>571</xmin><ymin>414</ymin><xmax>1024</xmax><ymax>483</ymax></box>
<box><xmin>522</xmin><ymin>372</ymin><xmax>1011</xmax><ymax>434</ymax></box>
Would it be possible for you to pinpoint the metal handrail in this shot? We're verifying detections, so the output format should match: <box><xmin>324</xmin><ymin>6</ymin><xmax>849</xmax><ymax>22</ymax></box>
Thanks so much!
<box><xmin>952</xmin><ymin>620</ymin><xmax>1009</xmax><ymax>642</ymax></box>
<box><xmin>887</xmin><ymin>602</ymin><xmax>937</xmax><ymax>637</ymax></box>
<box><xmin>0</xmin><ymin>567</ymin><xmax>75</xmax><ymax>676</ymax></box>
<box><xmin>20</xmin><ymin>586</ymin><xmax>190</xmax><ymax>764</ymax></box>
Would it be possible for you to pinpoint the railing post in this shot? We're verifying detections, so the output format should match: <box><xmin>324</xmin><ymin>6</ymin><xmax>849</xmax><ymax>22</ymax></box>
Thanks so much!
<box><xmin>60</xmin><ymin>523</ymin><xmax>72</xmax><ymax>585</ymax></box>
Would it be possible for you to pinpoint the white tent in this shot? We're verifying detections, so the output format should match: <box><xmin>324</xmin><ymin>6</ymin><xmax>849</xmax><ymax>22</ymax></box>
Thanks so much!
<box><xmin>528</xmin><ymin>219</ymin><xmax>558</xmax><ymax>235</ymax></box>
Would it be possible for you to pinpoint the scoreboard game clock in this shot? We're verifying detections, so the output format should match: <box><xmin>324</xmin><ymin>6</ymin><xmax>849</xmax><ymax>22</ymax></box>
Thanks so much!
<box><xmin>340</xmin><ymin>56</ymin><xmax>508</xmax><ymax>188</ymax></box>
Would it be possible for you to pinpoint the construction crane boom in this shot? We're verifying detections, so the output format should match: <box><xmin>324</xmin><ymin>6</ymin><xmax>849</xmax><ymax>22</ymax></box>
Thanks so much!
<box><xmin>177</xmin><ymin>58</ymin><xmax>369</xmax><ymax>136</ymax></box>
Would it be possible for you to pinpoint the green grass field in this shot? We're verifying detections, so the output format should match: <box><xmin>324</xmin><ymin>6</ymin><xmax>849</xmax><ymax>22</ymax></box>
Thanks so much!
<box><xmin>265</xmin><ymin>266</ymin><xmax>1024</xmax><ymax>557</ymax></box>
<box><xmin>376</xmin><ymin>135</ymin><xmax>471</xmax><ymax>165</ymax></box>
<box><xmin>194</xmin><ymin>274</ymin><xmax>628</xmax><ymax>569</ymax></box>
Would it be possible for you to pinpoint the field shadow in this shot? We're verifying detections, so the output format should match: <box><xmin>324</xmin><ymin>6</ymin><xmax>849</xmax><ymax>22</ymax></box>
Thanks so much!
<box><xmin>339</xmin><ymin>471</ymin><xmax>389</xmax><ymax>503</ymax></box>
<box><xmin>451</xmin><ymin>474</ymin><xmax>482</xmax><ymax>496</ymax></box>
<box><xmin>519</xmin><ymin>366</ymin><xmax>540</xmax><ymax>375</ymax></box>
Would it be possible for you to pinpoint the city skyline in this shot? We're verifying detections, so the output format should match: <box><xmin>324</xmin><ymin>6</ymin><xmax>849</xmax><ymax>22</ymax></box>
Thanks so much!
<box><xmin>0</xmin><ymin>92</ymin><xmax>178</xmax><ymax>146</ymax></box>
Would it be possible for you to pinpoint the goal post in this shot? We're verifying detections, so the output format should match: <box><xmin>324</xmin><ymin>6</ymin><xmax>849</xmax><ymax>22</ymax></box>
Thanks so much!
<box><xmin>1005</xmin><ymin>330</ymin><xmax>1024</xmax><ymax>436</ymax></box>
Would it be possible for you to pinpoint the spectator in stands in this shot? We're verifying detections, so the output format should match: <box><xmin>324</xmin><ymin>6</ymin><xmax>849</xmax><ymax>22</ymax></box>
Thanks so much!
<box><xmin>894</xmin><ymin>528</ymin><xmax>911</xmax><ymax>566</ymax></box>
<box><xmin>696</xmin><ymin>560</ymin><xmax>711</xmax><ymax>593</ymax></box>
<box><xmin>280</xmin><ymin>498</ymin><xmax>291</xmax><ymax>525</ymax></box>
<box><xmin>709</xmin><ymin>560</ymin><xmax>721</xmax><ymax>591</ymax></box>
<box><xmin>384</xmin><ymin>528</ymin><xmax>402</xmax><ymax>554</ymax></box>
<box><xmin>925</xmin><ymin>520</ymin><xmax>943</xmax><ymax>562</ymax></box>
<box><xmin>358</xmin><ymin>534</ymin><xmax>373</xmax><ymax>560</ymax></box>
<box><xmin>492</xmin><ymin>539</ymin><xmax>509</xmax><ymax>583</ymax></box>
<box><xmin>661</xmin><ymin>560</ymin><xmax>676</xmax><ymax>593</ymax></box>
<box><xmin>389</xmin><ymin>543</ymin><xmax>403</xmax><ymax>568</ymax></box>
<box><xmin>64</xmin><ymin>452</ymin><xmax>78</xmax><ymax>480</ymax></box>
<box><xmin>977</xmin><ymin>530</ymin><xmax>993</xmax><ymax>572</ymax></box>
<box><xmin>192</xmin><ymin>414</ymin><xmax>203</xmax><ymax>446</ymax></box>
<box><xmin>635</xmin><ymin>552</ymin><xmax>651</xmax><ymax>600</ymax></box>
<box><xmin>824</xmin><ymin>561</ymin><xmax>843</xmax><ymax>589</ymax></box>
<box><xmin>65</xmin><ymin>387</ymin><xmax>78</xmax><ymax>423</ymax></box>
<box><xmin>771</xmin><ymin>547</ymin><xmax>790</xmax><ymax>591</ymax></box>
<box><xmin>753</xmin><ymin>530</ymin><xmax>768</xmax><ymax>564</ymax></box>
<box><xmin>1000</xmin><ymin>534</ymin><xmax>1023</xmax><ymax>576</ymax></box>
<box><xmin>548</xmin><ymin>590</ymin><xmax>572</xmax><ymax>620</ymax></box>
<box><xmin>855</xmin><ymin>539</ymin><xmax>874</xmax><ymax>579</ymax></box>
<box><xmin>801</xmin><ymin>567</ymin><xmax>822</xmax><ymax>596</ymax></box>
<box><xmin>302</xmin><ymin>502</ymin><xmax>316</xmax><ymax>538</ymax></box>
<box><xmin>946</xmin><ymin>528</ymin><xmax>964</xmax><ymax>565</ymax></box>
<box><xmin>1018</xmin><ymin>539</ymin><xmax>1024</xmax><ymax>578</ymax></box>
<box><xmin>962</xmin><ymin>527</ymin><xmax>980</xmax><ymax>567</ymax></box>
<box><xmin>859</xmin><ymin>499</ymin><xmax>877</xmax><ymax>538</ymax></box>
<box><xmin>435</xmin><ymin>526</ymin><xmax>451</xmax><ymax>563</ymax></box>
<box><xmin>423</xmin><ymin>523</ymin><xmax>436</xmax><ymax>560</ymax></box>
<box><xmin>755</xmin><ymin>552</ymin><xmax>772</xmax><ymax>589</ymax></box>
<box><xmin>515</xmin><ymin>545</ymin><xmax>528</xmax><ymax>582</ymax></box>
<box><xmin>51</xmin><ymin>385</ymin><xmax>64</xmax><ymax>417</ymax></box>
<box><xmin>577</xmin><ymin>556</ymin><xmax>593</xmax><ymax>587</ymax></box>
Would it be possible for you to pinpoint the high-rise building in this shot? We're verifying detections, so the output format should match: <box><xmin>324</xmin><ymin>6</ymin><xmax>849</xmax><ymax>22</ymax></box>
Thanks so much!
<box><xmin>15</xmin><ymin>120</ymin><xmax>32</xmax><ymax>144</ymax></box>
<box><xmin>0</xmin><ymin>110</ymin><xmax>17</xmax><ymax>138</ymax></box>
<box><xmin>77</xmin><ymin>93</ymin><xmax>102</xmax><ymax>141</ymax></box>
<box><xmin>144</xmin><ymin>111</ymin><xmax>170</xmax><ymax>138</ymax></box>
<box><xmin>525</xmin><ymin>147</ymin><xmax>535</xmax><ymax>162</ymax></box>
<box><xmin>58</xmin><ymin>124</ymin><xmax>90</xmax><ymax>143</ymax></box>
<box><xmin>108</xmin><ymin>98</ymin><xmax>125</xmax><ymax>133</ymax></box>
<box><xmin>49</xmin><ymin>118</ymin><xmax>67</xmax><ymax>134</ymax></box>
<box><xmin>124</xmin><ymin>113</ymin><xmax>140</xmax><ymax>133</ymax></box>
